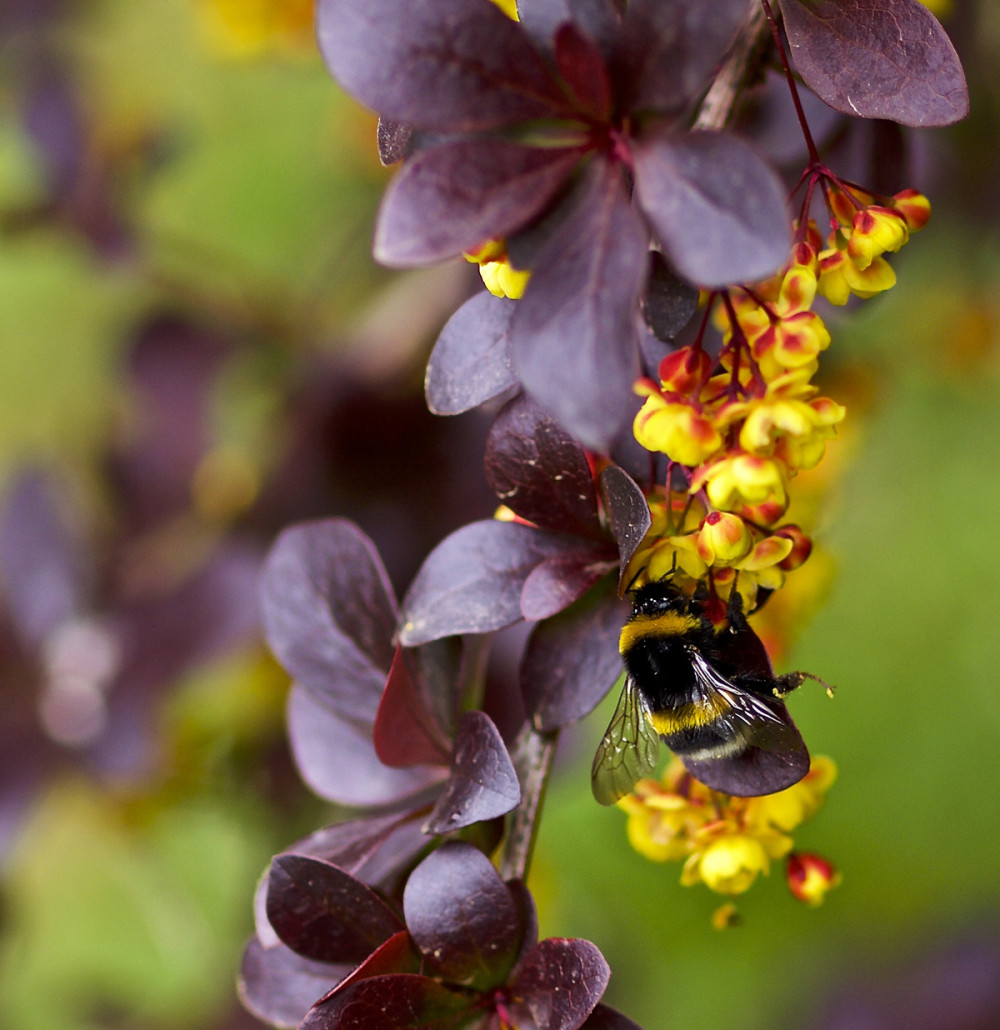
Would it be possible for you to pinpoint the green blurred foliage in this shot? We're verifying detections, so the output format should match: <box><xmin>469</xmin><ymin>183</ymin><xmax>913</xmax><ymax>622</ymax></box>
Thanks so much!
<box><xmin>2</xmin><ymin>1</ymin><xmax>999</xmax><ymax>1029</ymax></box>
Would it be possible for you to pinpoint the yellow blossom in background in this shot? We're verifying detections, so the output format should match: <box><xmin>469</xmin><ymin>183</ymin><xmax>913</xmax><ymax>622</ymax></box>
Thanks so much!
<box><xmin>195</xmin><ymin>0</ymin><xmax>316</xmax><ymax>58</ymax></box>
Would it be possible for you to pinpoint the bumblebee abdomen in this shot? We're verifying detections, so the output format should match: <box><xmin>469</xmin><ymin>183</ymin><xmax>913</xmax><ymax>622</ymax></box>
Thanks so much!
<box><xmin>647</xmin><ymin>696</ymin><xmax>746</xmax><ymax>761</ymax></box>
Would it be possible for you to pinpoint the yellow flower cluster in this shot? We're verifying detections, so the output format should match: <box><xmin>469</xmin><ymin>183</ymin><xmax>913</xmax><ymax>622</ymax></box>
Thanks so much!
<box><xmin>464</xmin><ymin>240</ymin><xmax>531</xmax><ymax>300</ymax></box>
<box><xmin>816</xmin><ymin>187</ymin><xmax>930</xmax><ymax>305</ymax></box>
<box><xmin>620</xmin><ymin>756</ymin><xmax>838</xmax><ymax>901</ymax></box>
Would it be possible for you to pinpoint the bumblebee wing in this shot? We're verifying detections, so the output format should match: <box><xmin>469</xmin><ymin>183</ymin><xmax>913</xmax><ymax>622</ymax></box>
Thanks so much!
<box><xmin>591</xmin><ymin>676</ymin><xmax>660</xmax><ymax>806</ymax></box>
<box><xmin>689</xmin><ymin>651</ymin><xmax>797</xmax><ymax>752</ymax></box>
<box><xmin>686</xmin><ymin>651</ymin><xmax>809</xmax><ymax>796</ymax></box>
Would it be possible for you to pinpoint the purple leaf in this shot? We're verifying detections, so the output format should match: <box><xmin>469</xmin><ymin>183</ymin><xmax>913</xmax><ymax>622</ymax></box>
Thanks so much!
<box><xmin>511</xmin><ymin>156</ymin><xmax>648</xmax><ymax>452</ymax></box>
<box><xmin>259</xmin><ymin>519</ymin><xmax>397</xmax><ymax>725</ymax></box>
<box><xmin>287</xmin><ymin>684</ymin><xmax>444</xmax><ymax>807</ymax></box>
<box><xmin>781</xmin><ymin>0</ymin><xmax>969</xmax><ymax>128</ymax></box>
<box><xmin>424</xmin><ymin>711</ymin><xmax>521</xmax><ymax>834</ymax></box>
<box><xmin>484</xmin><ymin>396</ymin><xmax>603</xmax><ymax>539</ymax></box>
<box><xmin>521</xmin><ymin>583</ymin><xmax>628</xmax><ymax>731</ymax></box>
<box><xmin>520</xmin><ymin>554</ymin><xmax>612</xmax><ymax>621</ymax></box>
<box><xmin>403</xmin><ymin>842</ymin><xmax>524</xmax><ymax>986</ymax></box>
<box><xmin>254</xmin><ymin>814</ymin><xmax>427</xmax><ymax>943</ymax></box>
<box><xmin>633</xmin><ymin>130</ymin><xmax>791</xmax><ymax>287</ymax></box>
<box><xmin>374</xmin><ymin>647</ymin><xmax>452</xmax><ymax>768</ymax></box>
<box><xmin>301</xmin><ymin>973</ymin><xmax>472</xmax><ymax>1030</ymax></box>
<box><xmin>266</xmin><ymin>855</ymin><xmax>404</xmax><ymax>964</ymax></box>
<box><xmin>425</xmin><ymin>292</ymin><xmax>519</xmax><ymax>416</ymax></box>
<box><xmin>398</xmin><ymin>520</ymin><xmax>587</xmax><ymax>646</ymax></box>
<box><xmin>373</xmin><ymin>137</ymin><xmax>583</xmax><ymax>267</ymax></box>
<box><xmin>508</xmin><ymin>938</ymin><xmax>610</xmax><ymax>1030</ymax></box>
<box><xmin>598</xmin><ymin>465</ymin><xmax>651</xmax><ymax>593</ymax></box>
<box><xmin>615</xmin><ymin>0</ymin><xmax>748</xmax><ymax>117</ymax></box>
<box><xmin>238</xmin><ymin>937</ymin><xmax>348</xmax><ymax>1029</ymax></box>
<box><xmin>318</xmin><ymin>0</ymin><xmax>571</xmax><ymax>132</ymax></box>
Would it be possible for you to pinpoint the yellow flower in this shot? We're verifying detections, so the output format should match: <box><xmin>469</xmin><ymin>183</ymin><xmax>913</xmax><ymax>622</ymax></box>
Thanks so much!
<box><xmin>479</xmin><ymin>259</ymin><xmax>531</xmax><ymax>299</ymax></box>
<box><xmin>695</xmin><ymin>453</ymin><xmax>788</xmax><ymax>512</ymax></box>
<box><xmin>817</xmin><ymin>247</ymin><xmax>896</xmax><ymax>305</ymax></box>
<box><xmin>633</xmin><ymin>389</ymin><xmax>723</xmax><ymax>467</ymax></box>
<box><xmin>847</xmin><ymin>206</ymin><xmax>909</xmax><ymax>270</ymax></box>
<box><xmin>696</xmin><ymin>511</ymin><xmax>752</xmax><ymax>565</ymax></box>
<box><xmin>745</xmin><ymin>756</ymin><xmax>837</xmax><ymax>832</ymax></box>
<box><xmin>681</xmin><ymin>829</ymin><xmax>791</xmax><ymax>895</ymax></box>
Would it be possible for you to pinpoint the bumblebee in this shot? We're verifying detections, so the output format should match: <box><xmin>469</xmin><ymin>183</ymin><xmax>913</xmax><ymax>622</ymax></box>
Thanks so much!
<box><xmin>591</xmin><ymin>579</ymin><xmax>813</xmax><ymax>805</ymax></box>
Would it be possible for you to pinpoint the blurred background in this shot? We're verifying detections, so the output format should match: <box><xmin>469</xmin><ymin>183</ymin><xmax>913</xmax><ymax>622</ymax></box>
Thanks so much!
<box><xmin>1</xmin><ymin>2</ymin><xmax>999</xmax><ymax>1029</ymax></box>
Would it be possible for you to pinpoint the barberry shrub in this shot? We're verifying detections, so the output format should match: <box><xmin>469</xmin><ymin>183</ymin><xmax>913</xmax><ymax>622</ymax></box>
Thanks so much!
<box><xmin>240</xmin><ymin>1</ymin><xmax>967</xmax><ymax>1027</ymax></box>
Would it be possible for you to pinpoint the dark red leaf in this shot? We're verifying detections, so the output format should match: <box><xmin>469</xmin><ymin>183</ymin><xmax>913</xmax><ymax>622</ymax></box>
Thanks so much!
<box><xmin>553</xmin><ymin>23</ymin><xmax>612</xmax><ymax>118</ymax></box>
<box><xmin>781</xmin><ymin>0</ymin><xmax>969</xmax><ymax>128</ymax></box>
<box><xmin>521</xmin><ymin>581</ymin><xmax>627</xmax><ymax>731</ymax></box>
<box><xmin>259</xmin><ymin>520</ymin><xmax>397</xmax><ymax>725</ymax></box>
<box><xmin>511</xmin><ymin>156</ymin><xmax>648</xmax><ymax>452</ymax></box>
<box><xmin>302</xmin><ymin>973</ymin><xmax>472</xmax><ymax>1030</ymax></box>
<box><xmin>266</xmin><ymin>855</ymin><xmax>404</xmax><ymax>965</ymax></box>
<box><xmin>633</xmin><ymin>130</ymin><xmax>791</xmax><ymax>287</ymax></box>
<box><xmin>507</xmin><ymin>938</ymin><xmax>610</xmax><ymax>1030</ymax></box>
<box><xmin>238</xmin><ymin>937</ymin><xmax>348</xmax><ymax>1029</ymax></box>
<box><xmin>314</xmin><ymin>931</ymin><xmax>422</xmax><ymax>1002</ymax></box>
<box><xmin>598</xmin><ymin>465</ymin><xmax>652</xmax><ymax>593</ymax></box>
<box><xmin>374</xmin><ymin>647</ymin><xmax>452</xmax><ymax>768</ymax></box>
<box><xmin>403</xmin><ymin>842</ymin><xmax>524</xmax><ymax>987</ymax></box>
<box><xmin>317</xmin><ymin>0</ymin><xmax>570</xmax><ymax>132</ymax></box>
<box><xmin>520</xmin><ymin>554</ymin><xmax>612</xmax><ymax>622</ymax></box>
<box><xmin>287</xmin><ymin>684</ymin><xmax>445</xmax><ymax>807</ymax></box>
<box><xmin>374</xmin><ymin>137</ymin><xmax>583</xmax><ymax>267</ymax></box>
<box><xmin>424</xmin><ymin>711</ymin><xmax>521</xmax><ymax>834</ymax></box>
<box><xmin>425</xmin><ymin>292</ymin><xmax>519</xmax><ymax>416</ymax></box>
<box><xmin>484</xmin><ymin>395</ymin><xmax>602</xmax><ymax>539</ymax></box>
<box><xmin>615</xmin><ymin>0</ymin><xmax>748</xmax><ymax>117</ymax></box>
<box><xmin>397</xmin><ymin>520</ymin><xmax>588</xmax><ymax>646</ymax></box>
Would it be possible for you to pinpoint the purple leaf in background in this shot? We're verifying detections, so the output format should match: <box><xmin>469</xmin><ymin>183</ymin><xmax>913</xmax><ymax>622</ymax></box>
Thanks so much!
<box><xmin>425</xmin><ymin>292</ymin><xmax>518</xmax><ymax>416</ymax></box>
<box><xmin>781</xmin><ymin>0</ymin><xmax>969</xmax><ymax>128</ymax></box>
<box><xmin>318</xmin><ymin>0</ymin><xmax>572</xmax><ymax>131</ymax></box>
<box><xmin>287</xmin><ymin>684</ymin><xmax>444</xmax><ymax>807</ymax></box>
<box><xmin>633</xmin><ymin>131</ymin><xmax>791</xmax><ymax>287</ymax></box>
<box><xmin>510</xmin><ymin>157</ymin><xmax>648</xmax><ymax>452</ymax></box>
<box><xmin>239</xmin><ymin>938</ymin><xmax>348</xmax><ymax>1030</ymax></box>
<box><xmin>374</xmin><ymin>138</ymin><xmax>585</xmax><ymax>266</ymax></box>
